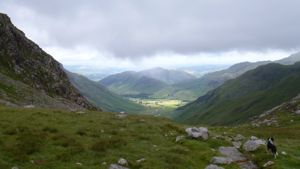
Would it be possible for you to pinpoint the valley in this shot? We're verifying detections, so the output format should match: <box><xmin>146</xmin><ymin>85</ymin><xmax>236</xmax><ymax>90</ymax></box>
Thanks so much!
<box><xmin>1</xmin><ymin>4</ymin><xmax>300</xmax><ymax>169</ymax></box>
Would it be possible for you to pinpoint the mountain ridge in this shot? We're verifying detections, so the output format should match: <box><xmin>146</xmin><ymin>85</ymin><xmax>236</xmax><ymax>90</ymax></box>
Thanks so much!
<box><xmin>0</xmin><ymin>13</ymin><xmax>97</xmax><ymax>110</ymax></box>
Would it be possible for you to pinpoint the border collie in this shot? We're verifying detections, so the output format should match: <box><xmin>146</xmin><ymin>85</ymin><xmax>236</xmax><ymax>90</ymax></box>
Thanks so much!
<box><xmin>267</xmin><ymin>137</ymin><xmax>278</xmax><ymax>159</ymax></box>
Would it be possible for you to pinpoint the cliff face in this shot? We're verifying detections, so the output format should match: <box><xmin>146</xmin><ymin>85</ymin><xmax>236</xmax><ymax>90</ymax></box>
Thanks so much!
<box><xmin>0</xmin><ymin>13</ymin><xmax>98</xmax><ymax>110</ymax></box>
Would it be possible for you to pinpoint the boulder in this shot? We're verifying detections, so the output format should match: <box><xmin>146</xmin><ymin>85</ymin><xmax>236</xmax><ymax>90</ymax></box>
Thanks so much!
<box><xmin>295</xmin><ymin>110</ymin><xmax>300</xmax><ymax>115</ymax></box>
<box><xmin>185</xmin><ymin>127</ymin><xmax>209</xmax><ymax>140</ymax></box>
<box><xmin>211</xmin><ymin>157</ymin><xmax>233</xmax><ymax>164</ymax></box>
<box><xmin>263</xmin><ymin>161</ymin><xmax>274</xmax><ymax>168</ymax></box>
<box><xmin>109</xmin><ymin>164</ymin><xmax>129</xmax><ymax>169</ymax></box>
<box><xmin>205</xmin><ymin>164</ymin><xmax>224</xmax><ymax>169</ymax></box>
<box><xmin>239</xmin><ymin>161</ymin><xmax>258</xmax><ymax>169</ymax></box>
<box><xmin>243</xmin><ymin>138</ymin><xmax>266</xmax><ymax>152</ymax></box>
<box><xmin>233</xmin><ymin>134</ymin><xmax>245</xmax><ymax>141</ymax></box>
<box><xmin>219</xmin><ymin>146</ymin><xmax>246</xmax><ymax>162</ymax></box>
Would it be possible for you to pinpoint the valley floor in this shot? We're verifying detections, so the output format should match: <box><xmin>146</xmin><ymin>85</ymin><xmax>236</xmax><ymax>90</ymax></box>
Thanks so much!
<box><xmin>0</xmin><ymin>107</ymin><xmax>299</xmax><ymax>169</ymax></box>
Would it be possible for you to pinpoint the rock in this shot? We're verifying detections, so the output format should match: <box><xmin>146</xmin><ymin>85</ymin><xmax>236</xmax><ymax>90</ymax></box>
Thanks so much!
<box><xmin>76</xmin><ymin>162</ymin><xmax>82</xmax><ymax>166</ymax></box>
<box><xmin>295</xmin><ymin>110</ymin><xmax>300</xmax><ymax>115</ymax></box>
<box><xmin>109</xmin><ymin>164</ymin><xmax>129</xmax><ymax>169</ymax></box>
<box><xmin>232</xmin><ymin>141</ymin><xmax>242</xmax><ymax>149</ymax></box>
<box><xmin>243</xmin><ymin>138</ymin><xmax>266</xmax><ymax>152</ymax></box>
<box><xmin>205</xmin><ymin>164</ymin><xmax>224</xmax><ymax>169</ymax></box>
<box><xmin>117</xmin><ymin>112</ymin><xmax>128</xmax><ymax>118</ymax></box>
<box><xmin>233</xmin><ymin>134</ymin><xmax>245</xmax><ymax>141</ymax></box>
<box><xmin>136</xmin><ymin>158</ymin><xmax>145</xmax><ymax>163</ymax></box>
<box><xmin>239</xmin><ymin>161</ymin><xmax>258</xmax><ymax>169</ymax></box>
<box><xmin>250</xmin><ymin>136</ymin><xmax>258</xmax><ymax>140</ymax></box>
<box><xmin>175</xmin><ymin>135</ymin><xmax>185</xmax><ymax>143</ymax></box>
<box><xmin>219</xmin><ymin>146</ymin><xmax>246</xmax><ymax>162</ymax></box>
<box><xmin>185</xmin><ymin>127</ymin><xmax>209</xmax><ymax>140</ymax></box>
<box><xmin>118</xmin><ymin>158</ymin><xmax>128</xmax><ymax>166</ymax></box>
<box><xmin>76</xmin><ymin>111</ymin><xmax>86</xmax><ymax>114</ymax></box>
<box><xmin>102</xmin><ymin>162</ymin><xmax>107</xmax><ymax>165</ymax></box>
<box><xmin>11</xmin><ymin>167</ymin><xmax>19</xmax><ymax>169</ymax></box>
<box><xmin>281</xmin><ymin>151</ymin><xmax>287</xmax><ymax>155</ymax></box>
<box><xmin>211</xmin><ymin>157</ymin><xmax>233</xmax><ymax>164</ymax></box>
<box><xmin>263</xmin><ymin>161</ymin><xmax>274</xmax><ymax>167</ymax></box>
<box><xmin>24</xmin><ymin>104</ymin><xmax>35</xmax><ymax>108</ymax></box>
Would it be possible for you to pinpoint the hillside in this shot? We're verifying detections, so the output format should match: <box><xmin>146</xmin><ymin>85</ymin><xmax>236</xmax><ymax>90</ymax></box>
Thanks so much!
<box><xmin>0</xmin><ymin>13</ymin><xmax>96</xmax><ymax>110</ymax></box>
<box><xmin>67</xmin><ymin>72</ymin><xmax>145</xmax><ymax>113</ymax></box>
<box><xmin>154</xmin><ymin>61</ymin><xmax>270</xmax><ymax>101</ymax></box>
<box><xmin>174</xmin><ymin>62</ymin><xmax>300</xmax><ymax>125</ymax></box>
<box><xmin>100</xmin><ymin>71</ymin><xmax>168</xmax><ymax>98</ymax></box>
<box><xmin>0</xmin><ymin>106</ymin><xmax>299</xmax><ymax>169</ymax></box>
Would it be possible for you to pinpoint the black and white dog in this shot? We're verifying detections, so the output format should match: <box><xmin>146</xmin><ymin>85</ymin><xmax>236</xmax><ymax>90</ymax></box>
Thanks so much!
<box><xmin>267</xmin><ymin>137</ymin><xmax>278</xmax><ymax>159</ymax></box>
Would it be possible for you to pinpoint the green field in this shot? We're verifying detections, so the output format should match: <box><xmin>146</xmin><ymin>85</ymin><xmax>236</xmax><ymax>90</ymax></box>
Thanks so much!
<box><xmin>129</xmin><ymin>98</ymin><xmax>187</xmax><ymax>109</ymax></box>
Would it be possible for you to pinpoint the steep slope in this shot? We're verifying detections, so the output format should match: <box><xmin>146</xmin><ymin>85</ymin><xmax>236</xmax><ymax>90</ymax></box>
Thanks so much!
<box><xmin>155</xmin><ymin>61</ymin><xmax>270</xmax><ymax>101</ymax></box>
<box><xmin>0</xmin><ymin>13</ymin><xmax>96</xmax><ymax>110</ymax></box>
<box><xmin>175</xmin><ymin>62</ymin><xmax>300</xmax><ymax>125</ymax></box>
<box><xmin>139</xmin><ymin>67</ymin><xmax>196</xmax><ymax>84</ymax></box>
<box><xmin>100</xmin><ymin>71</ymin><xmax>168</xmax><ymax>98</ymax></box>
<box><xmin>67</xmin><ymin>72</ymin><xmax>145</xmax><ymax>113</ymax></box>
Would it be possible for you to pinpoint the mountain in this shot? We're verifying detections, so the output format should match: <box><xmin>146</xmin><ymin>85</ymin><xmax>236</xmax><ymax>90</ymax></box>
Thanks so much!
<box><xmin>174</xmin><ymin>62</ymin><xmax>300</xmax><ymax>125</ymax></box>
<box><xmin>275</xmin><ymin>52</ymin><xmax>300</xmax><ymax>65</ymax></box>
<box><xmin>154</xmin><ymin>61</ymin><xmax>270</xmax><ymax>101</ymax></box>
<box><xmin>166</xmin><ymin>53</ymin><xmax>300</xmax><ymax>101</ymax></box>
<box><xmin>67</xmin><ymin>72</ymin><xmax>145</xmax><ymax>113</ymax></box>
<box><xmin>139</xmin><ymin>67</ymin><xmax>196</xmax><ymax>84</ymax></box>
<box><xmin>99</xmin><ymin>71</ymin><xmax>169</xmax><ymax>98</ymax></box>
<box><xmin>0</xmin><ymin>13</ymin><xmax>96</xmax><ymax>110</ymax></box>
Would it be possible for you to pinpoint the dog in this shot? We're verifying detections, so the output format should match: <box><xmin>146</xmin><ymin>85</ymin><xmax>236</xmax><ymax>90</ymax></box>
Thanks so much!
<box><xmin>267</xmin><ymin>137</ymin><xmax>278</xmax><ymax>159</ymax></box>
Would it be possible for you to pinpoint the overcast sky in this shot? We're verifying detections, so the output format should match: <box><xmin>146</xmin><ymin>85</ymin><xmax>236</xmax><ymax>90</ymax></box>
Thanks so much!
<box><xmin>1</xmin><ymin>0</ymin><xmax>299</xmax><ymax>73</ymax></box>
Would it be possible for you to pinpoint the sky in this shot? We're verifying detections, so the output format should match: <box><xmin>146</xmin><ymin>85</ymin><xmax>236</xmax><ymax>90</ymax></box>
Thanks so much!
<box><xmin>1</xmin><ymin>0</ymin><xmax>299</xmax><ymax>74</ymax></box>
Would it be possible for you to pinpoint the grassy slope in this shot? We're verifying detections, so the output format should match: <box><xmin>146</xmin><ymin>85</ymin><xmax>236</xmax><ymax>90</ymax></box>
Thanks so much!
<box><xmin>100</xmin><ymin>72</ymin><xmax>168</xmax><ymax>97</ymax></box>
<box><xmin>0</xmin><ymin>107</ymin><xmax>299</xmax><ymax>169</ymax></box>
<box><xmin>0</xmin><ymin>107</ymin><xmax>238</xmax><ymax>169</ymax></box>
<box><xmin>175</xmin><ymin>63</ymin><xmax>300</xmax><ymax>125</ymax></box>
<box><xmin>67</xmin><ymin>72</ymin><xmax>145</xmax><ymax>113</ymax></box>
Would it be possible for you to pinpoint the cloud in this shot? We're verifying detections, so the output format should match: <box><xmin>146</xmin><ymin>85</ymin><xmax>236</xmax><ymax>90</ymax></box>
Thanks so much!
<box><xmin>0</xmin><ymin>0</ymin><xmax>299</xmax><ymax>72</ymax></box>
<box><xmin>1</xmin><ymin>0</ymin><xmax>300</xmax><ymax>57</ymax></box>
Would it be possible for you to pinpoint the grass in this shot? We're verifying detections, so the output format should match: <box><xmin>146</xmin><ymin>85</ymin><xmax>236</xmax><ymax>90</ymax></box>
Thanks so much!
<box><xmin>0</xmin><ymin>106</ymin><xmax>232</xmax><ymax>169</ymax></box>
<box><xmin>0</xmin><ymin>106</ymin><xmax>299</xmax><ymax>169</ymax></box>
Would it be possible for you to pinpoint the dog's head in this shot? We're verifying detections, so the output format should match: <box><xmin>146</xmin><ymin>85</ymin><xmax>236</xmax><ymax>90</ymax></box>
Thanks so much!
<box><xmin>268</xmin><ymin>137</ymin><xmax>274</xmax><ymax>142</ymax></box>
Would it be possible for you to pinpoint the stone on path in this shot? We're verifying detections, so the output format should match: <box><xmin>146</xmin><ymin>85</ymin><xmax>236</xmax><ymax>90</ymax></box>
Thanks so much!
<box><xmin>211</xmin><ymin>157</ymin><xmax>233</xmax><ymax>164</ymax></box>
<box><xmin>239</xmin><ymin>161</ymin><xmax>258</xmax><ymax>169</ymax></box>
<box><xmin>219</xmin><ymin>146</ymin><xmax>246</xmax><ymax>162</ymax></box>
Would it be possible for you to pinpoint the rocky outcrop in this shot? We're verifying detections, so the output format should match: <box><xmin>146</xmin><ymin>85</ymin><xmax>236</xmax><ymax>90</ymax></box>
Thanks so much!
<box><xmin>185</xmin><ymin>127</ymin><xmax>209</xmax><ymax>140</ymax></box>
<box><xmin>0</xmin><ymin>13</ymin><xmax>97</xmax><ymax>110</ymax></box>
